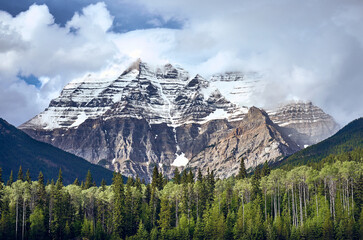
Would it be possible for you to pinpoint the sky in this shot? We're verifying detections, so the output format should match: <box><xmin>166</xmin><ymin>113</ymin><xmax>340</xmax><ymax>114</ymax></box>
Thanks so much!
<box><xmin>0</xmin><ymin>0</ymin><xmax>362</xmax><ymax>127</ymax></box>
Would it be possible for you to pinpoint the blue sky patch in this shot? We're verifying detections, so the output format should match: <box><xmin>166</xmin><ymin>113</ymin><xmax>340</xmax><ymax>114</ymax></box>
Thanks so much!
<box><xmin>18</xmin><ymin>74</ymin><xmax>42</xmax><ymax>88</ymax></box>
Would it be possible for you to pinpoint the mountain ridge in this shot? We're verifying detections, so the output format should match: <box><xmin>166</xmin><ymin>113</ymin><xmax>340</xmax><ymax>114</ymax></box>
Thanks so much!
<box><xmin>0</xmin><ymin>118</ymin><xmax>114</xmax><ymax>185</ymax></box>
<box><xmin>18</xmin><ymin>60</ymin><xmax>340</xmax><ymax>180</ymax></box>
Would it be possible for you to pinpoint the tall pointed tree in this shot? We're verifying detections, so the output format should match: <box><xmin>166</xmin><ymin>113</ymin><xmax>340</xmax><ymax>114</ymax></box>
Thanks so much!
<box><xmin>237</xmin><ymin>157</ymin><xmax>247</xmax><ymax>179</ymax></box>
<box><xmin>84</xmin><ymin>170</ymin><xmax>93</xmax><ymax>189</ymax></box>
<box><xmin>7</xmin><ymin>170</ymin><xmax>13</xmax><ymax>186</ymax></box>
<box><xmin>113</xmin><ymin>173</ymin><xmax>125</xmax><ymax>238</ymax></box>
<box><xmin>25</xmin><ymin>169</ymin><xmax>31</xmax><ymax>183</ymax></box>
<box><xmin>17</xmin><ymin>166</ymin><xmax>24</xmax><ymax>181</ymax></box>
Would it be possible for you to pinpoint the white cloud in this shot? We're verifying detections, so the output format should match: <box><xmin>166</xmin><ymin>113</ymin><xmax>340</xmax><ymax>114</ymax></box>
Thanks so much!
<box><xmin>1</xmin><ymin>0</ymin><xmax>363</xmax><ymax>126</ymax></box>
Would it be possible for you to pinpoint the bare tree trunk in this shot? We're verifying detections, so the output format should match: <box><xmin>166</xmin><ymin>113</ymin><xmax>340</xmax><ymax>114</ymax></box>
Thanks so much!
<box><xmin>16</xmin><ymin>199</ymin><xmax>18</xmax><ymax>240</ymax></box>
<box><xmin>292</xmin><ymin>186</ymin><xmax>296</xmax><ymax>226</ymax></box>
<box><xmin>175</xmin><ymin>198</ymin><xmax>179</xmax><ymax>227</ymax></box>
<box><xmin>303</xmin><ymin>184</ymin><xmax>307</xmax><ymax>218</ymax></box>
<box><xmin>278</xmin><ymin>182</ymin><xmax>280</xmax><ymax>217</ymax></box>
<box><xmin>264</xmin><ymin>189</ymin><xmax>267</xmax><ymax>221</ymax></box>
<box><xmin>315</xmin><ymin>183</ymin><xmax>319</xmax><ymax>217</ymax></box>
<box><xmin>299</xmin><ymin>183</ymin><xmax>303</xmax><ymax>226</ymax></box>
<box><xmin>22</xmin><ymin>199</ymin><xmax>25</xmax><ymax>240</ymax></box>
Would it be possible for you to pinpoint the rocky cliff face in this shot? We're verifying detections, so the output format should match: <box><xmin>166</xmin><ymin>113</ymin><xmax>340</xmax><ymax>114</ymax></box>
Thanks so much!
<box><xmin>19</xmin><ymin>60</ymin><xmax>339</xmax><ymax>181</ymax></box>
<box><xmin>267</xmin><ymin>101</ymin><xmax>340</xmax><ymax>148</ymax></box>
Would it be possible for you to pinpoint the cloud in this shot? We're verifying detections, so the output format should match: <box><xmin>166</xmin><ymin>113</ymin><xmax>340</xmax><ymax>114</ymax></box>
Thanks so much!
<box><xmin>1</xmin><ymin>0</ymin><xmax>363</xmax><ymax>127</ymax></box>
<box><xmin>124</xmin><ymin>0</ymin><xmax>363</xmax><ymax>125</ymax></box>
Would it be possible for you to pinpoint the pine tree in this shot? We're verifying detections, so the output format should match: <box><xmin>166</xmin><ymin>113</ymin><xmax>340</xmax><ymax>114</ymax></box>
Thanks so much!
<box><xmin>197</xmin><ymin>168</ymin><xmax>203</xmax><ymax>182</ymax></box>
<box><xmin>237</xmin><ymin>157</ymin><xmax>247</xmax><ymax>179</ymax></box>
<box><xmin>6</xmin><ymin>170</ymin><xmax>13</xmax><ymax>186</ymax></box>
<box><xmin>187</xmin><ymin>169</ymin><xmax>194</xmax><ymax>183</ymax></box>
<box><xmin>73</xmin><ymin>178</ymin><xmax>80</xmax><ymax>186</ymax></box>
<box><xmin>36</xmin><ymin>172</ymin><xmax>46</xmax><ymax>208</ymax></box>
<box><xmin>101</xmin><ymin>179</ymin><xmax>106</xmax><ymax>191</ymax></box>
<box><xmin>135</xmin><ymin>221</ymin><xmax>149</xmax><ymax>240</ymax></box>
<box><xmin>84</xmin><ymin>170</ymin><xmax>93</xmax><ymax>189</ymax></box>
<box><xmin>17</xmin><ymin>166</ymin><xmax>24</xmax><ymax>181</ymax></box>
<box><xmin>261</xmin><ymin>161</ymin><xmax>271</xmax><ymax>177</ymax></box>
<box><xmin>173</xmin><ymin>168</ymin><xmax>181</xmax><ymax>184</ymax></box>
<box><xmin>56</xmin><ymin>168</ymin><xmax>63</xmax><ymax>190</ymax></box>
<box><xmin>158</xmin><ymin>197</ymin><xmax>171</xmax><ymax>235</ymax></box>
<box><xmin>151</xmin><ymin>166</ymin><xmax>162</xmax><ymax>190</ymax></box>
<box><xmin>113</xmin><ymin>173</ymin><xmax>125</xmax><ymax>238</ymax></box>
<box><xmin>25</xmin><ymin>169</ymin><xmax>31</xmax><ymax>183</ymax></box>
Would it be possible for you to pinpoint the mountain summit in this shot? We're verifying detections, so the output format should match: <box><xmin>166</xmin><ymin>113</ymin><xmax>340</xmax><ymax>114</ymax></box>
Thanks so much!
<box><xmin>20</xmin><ymin>61</ymin><xmax>339</xmax><ymax>181</ymax></box>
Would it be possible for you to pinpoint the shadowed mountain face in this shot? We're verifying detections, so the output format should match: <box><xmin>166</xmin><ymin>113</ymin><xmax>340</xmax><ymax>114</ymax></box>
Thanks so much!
<box><xmin>0</xmin><ymin>118</ymin><xmax>114</xmax><ymax>185</ymax></box>
<box><xmin>19</xmin><ymin>61</ymin><xmax>339</xmax><ymax>181</ymax></box>
<box><xmin>275</xmin><ymin>117</ymin><xmax>363</xmax><ymax>168</ymax></box>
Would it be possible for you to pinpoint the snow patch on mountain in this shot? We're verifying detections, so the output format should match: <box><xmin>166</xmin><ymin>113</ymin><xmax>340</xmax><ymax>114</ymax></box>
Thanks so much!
<box><xmin>171</xmin><ymin>152</ymin><xmax>189</xmax><ymax>167</ymax></box>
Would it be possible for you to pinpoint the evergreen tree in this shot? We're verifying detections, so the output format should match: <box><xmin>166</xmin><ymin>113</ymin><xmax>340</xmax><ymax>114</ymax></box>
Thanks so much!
<box><xmin>261</xmin><ymin>161</ymin><xmax>271</xmax><ymax>177</ymax></box>
<box><xmin>113</xmin><ymin>173</ymin><xmax>125</xmax><ymax>238</ymax></box>
<box><xmin>197</xmin><ymin>168</ymin><xmax>203</xmax><ymax>182</ymax></box>
<box><xmin>158</xmin><ymin>197</ymin><xmax>171</xmax><ymax>236</ymax></box>
<box><xmin>151</xmin><ymin>166</ymin><xmax>162</xmax><ymax>190</ymax></box>
<box><xmin>187</xmin><ymin>169</ymin><xmax>194</xmax><ymax>183</ymax></box>
<box><xmin>56</xmin><ymin>168</ymin><xmax>63</xmax><ymax>190</ymax></box>
<box><xmin>36</xmin><ymin>172</ymin><xmax>46</xmax><ymax>208</ymax></box>
<box><xmin>237</xmin><ymin>157</ymin><xmax>248</xmax><ymax>179</ymax></box>
<box><xmin>84</xmin><ymin>170</ymin><xmax>93</xmax><ymax>189</ymax></box>
<box><xmin>25</xmin><ymin>169</ymin><xmax>31</xmax><ymax>183</ymax></box>
<box><xmin>17</xmin><ymin>166</ymin><xmax>24</xmax><ymax>181</ymax></box>
<box><xmin>73</xmin><ymin>178</ymin><xmax>80</xmax><ymax>186</ymax></box>
<box><xmin>173</xmin><ymin>168</ymin><xmax>181</xmax><ymax>184</ymax></box>
<box><xmin>135</xmin><ymin>221</ymin><xmax>149</xmax><ymax>240</ymax></box>
<box><xmin>6</xmin><ymin>170</ymin><xmax>13</xmax><ymax>186</ymax></box>
<box><xmin>101</xmin><ymin>179</ymin><xmax>106</xmax><ymax>191</ymax></box>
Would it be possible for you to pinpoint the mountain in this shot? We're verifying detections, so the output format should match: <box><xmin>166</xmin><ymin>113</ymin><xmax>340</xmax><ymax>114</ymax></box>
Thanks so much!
<box><xmin>267</xmin><ymin>101</ymin><xmax>340</xmax><ymax>148</ymax></box>
<box><xmin>276</xmin><ymin>117</ymin><xmax>363</xmax><ymax>168</ymax></box>
<box><xmin>0</xmin><ymin>118</ymin><xmax>114</xmax><ymax>185</ymax></box>
<box><xmin>19</xmin><ymin>60</ymin><xmax>339</xmax><ymax>180</ymax></box>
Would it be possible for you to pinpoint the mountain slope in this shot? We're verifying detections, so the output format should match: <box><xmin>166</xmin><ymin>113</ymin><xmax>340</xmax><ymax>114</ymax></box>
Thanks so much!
<box><xmin>187</xmin><ymin>107</ymin><xmax>300</xmax><ymax>178</ymax></box>
<box><xmin>19</xmin><ymin>60</ymin><xmax>339</xmax><ymax>180</ymax></box>
<box><xmin>276</xmin><ymin>117</ymin><xmax>363</xmax><ymax>168</ymax></box>
<box><xmin>0</xmin><ymin>118</ymin><xmax>114</xmax><ymax>185</ymax></box>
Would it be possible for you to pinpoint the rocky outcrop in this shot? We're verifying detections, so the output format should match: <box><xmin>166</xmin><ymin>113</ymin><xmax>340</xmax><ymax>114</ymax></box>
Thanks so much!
<box><xmin>267</xmin><ymin>101</ymin><xmax>340</xmax><ymax>148</ymax></box>
<box><xmin>186</xmin><ymin>107</ymin><xmax>300</xmax><ymax>178</ymax></box>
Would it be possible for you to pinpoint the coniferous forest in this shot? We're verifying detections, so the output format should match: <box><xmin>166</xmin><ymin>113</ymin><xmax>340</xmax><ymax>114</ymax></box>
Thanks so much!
<box><xmin>1</xmin><ymin>148</ymin><xmax>363</xmax><ymax>239</ymax></box>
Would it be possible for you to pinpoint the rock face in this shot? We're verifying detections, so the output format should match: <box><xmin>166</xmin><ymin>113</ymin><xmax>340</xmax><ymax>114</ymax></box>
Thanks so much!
<box><xmin>186</xmin><ymin>107</ymin><xmax>300</xmax><ymax>178</ymax></box>
<box><xmin>19</xmin><ymin>60</ymin><xmax>339</xmax><ymax>181</ymax></box>
<box><xmin>267</xmin><ymin>101</ymin><xmax>340</xmax><ymax>148</ymax></box>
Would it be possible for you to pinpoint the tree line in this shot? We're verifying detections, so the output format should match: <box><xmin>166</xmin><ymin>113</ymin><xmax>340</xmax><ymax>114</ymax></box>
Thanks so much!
<box><xmin>0</xmin><ymin>149</ymin><xmax>363</xmax><ymax>239</ymax></box>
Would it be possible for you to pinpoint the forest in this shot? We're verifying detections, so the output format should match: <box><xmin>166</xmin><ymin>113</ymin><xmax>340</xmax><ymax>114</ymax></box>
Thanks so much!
<box><xmin>0</xmin><ymin>148</ymin><xmax>363</xmax><ymax>240</ymax></box>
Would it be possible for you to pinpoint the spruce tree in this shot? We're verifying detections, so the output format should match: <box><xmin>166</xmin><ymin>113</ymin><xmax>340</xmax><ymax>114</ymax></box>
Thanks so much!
<box><xmin>36</xmin><ymin>172</ymin><xmax>46</xmax><ymax>208</ymax></box>
<box><xmin>113</xmin><ymin>173</ymin><xmax>125</xmax><ymax>238</ymax></box>
<box><xmin>25</xmin><ymin>169</ymin><xmax>31</xmax><ymax>183</ymax></box>
<box><xmin>237</xmin><ymin>157</ymin><xmax>247</xmax><ymax>179</ymax></box>
<box><xmin>17</xmin><ymin>166</ymin><xmax>24</xmax><ymax>181</ymax></box>
<box><xmin>261</xmin><ymin>161</ymin><xmax>271</xmax><ymax>177</ymax></box>
<box><xmin>187</xmin><ymin>169</ymin><xmax>194</xmax><ymax>183</ymax></box>
<box><xmin>173</xmin><ymin>168</ymin><xmax>181</xmax><ymax>184</ymax></box>
<box><xmin>84</xmin><ymin>170</ymin><xmax>93</xmax><ymax>189</ymax></box>
<box><xmin>6</xmin><ymin>170</ymin><xmax>13</xmax><ymax>186</ymax></box>
<box><xmin>73</xmin><ymin>178</ymin><xmax>80</xmax><ymax>186</ymax></box>
<box><xmin>56</xmin><ymin>168</ymin><xmax>63</xmax><ymax>190</ymax></box>
<box><xmin>0</xmin><ymin>167</ymin><xmax>3</xmax><ymax>184</ymax></box>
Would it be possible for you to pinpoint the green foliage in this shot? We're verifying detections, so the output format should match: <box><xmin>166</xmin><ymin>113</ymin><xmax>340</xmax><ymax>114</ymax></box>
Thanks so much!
<box><xmin>277</xmin><ymin>117</ymin><xmax>363</xmax><ymax>169</ymax></box>
<box><xmin>0</xmin><ymin>147</ymin><xmax>363</xmax><ymax>239</ymax></box>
